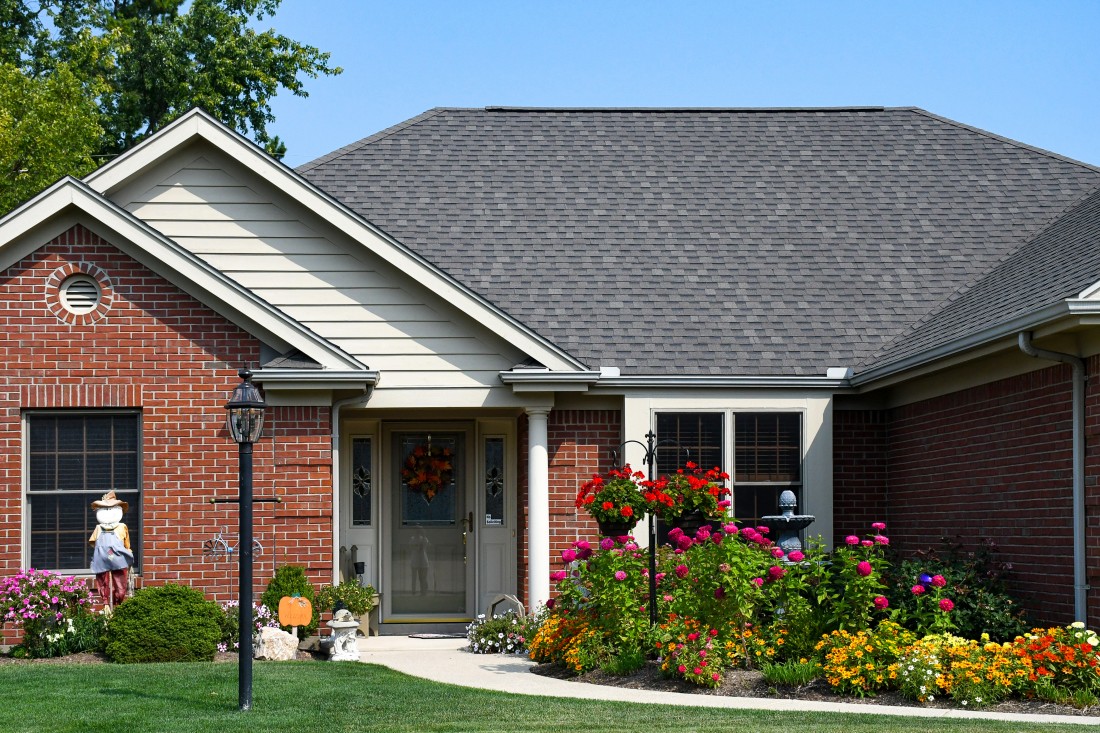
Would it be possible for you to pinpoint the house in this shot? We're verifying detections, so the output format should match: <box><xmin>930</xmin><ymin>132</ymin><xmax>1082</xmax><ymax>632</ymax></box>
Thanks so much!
<box><xmin>1</xmin><ymin>107</ymin><xmax>1097</xmax><ymax>635</ymax></box>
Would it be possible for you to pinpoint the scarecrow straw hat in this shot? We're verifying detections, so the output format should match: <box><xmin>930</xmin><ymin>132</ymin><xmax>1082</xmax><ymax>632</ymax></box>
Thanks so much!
<box><xmin>91</xmin><ymin>490</ymin><xmax>128</xmax><ymax>513</ymax></box>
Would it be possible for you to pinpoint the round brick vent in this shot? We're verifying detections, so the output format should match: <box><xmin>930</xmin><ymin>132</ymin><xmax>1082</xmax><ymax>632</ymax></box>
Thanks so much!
<box><xmin>46</xmin><ymin>263</ymin><xmax>113</xmax><ymax>324</ymax></box>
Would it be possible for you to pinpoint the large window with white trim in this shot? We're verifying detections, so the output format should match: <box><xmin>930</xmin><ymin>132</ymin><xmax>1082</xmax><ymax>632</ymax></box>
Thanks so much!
<box><xmin>26</xmin><ymin>412</ymin><xmax>142</xmax><ymax>572</ymax></box>
<box><xmin>655</xmin><ymin>411</ymin><xmax>802</xmax><ymax>526</ymax></box>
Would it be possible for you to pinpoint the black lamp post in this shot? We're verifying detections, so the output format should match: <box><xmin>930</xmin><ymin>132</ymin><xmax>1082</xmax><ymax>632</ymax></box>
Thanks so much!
<box><xmin>613</xmin><ymin>431</ymin><xmax>664</xmax><ymax>626</ymax></box>
<box><xmin>225</xmin><ymin>368</ymin><xmax>265</xmax><ymax>712</ymax></box>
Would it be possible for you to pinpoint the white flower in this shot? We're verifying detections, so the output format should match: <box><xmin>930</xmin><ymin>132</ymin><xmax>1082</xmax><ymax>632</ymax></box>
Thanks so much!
<box><xmin>1070</xmin><ymin>621</ymin><xmax>1085</xmax><ymax>629</ymax></box>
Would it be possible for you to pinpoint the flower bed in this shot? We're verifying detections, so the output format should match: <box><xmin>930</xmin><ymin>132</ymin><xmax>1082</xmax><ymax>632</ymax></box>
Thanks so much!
<box><xmin>528</xmin><ymin>517</ymin><xmax>1100</xmax><ymax>711</ymax></box>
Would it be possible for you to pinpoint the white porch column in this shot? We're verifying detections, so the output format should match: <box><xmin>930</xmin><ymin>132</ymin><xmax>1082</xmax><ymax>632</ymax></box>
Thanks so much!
<box><xmin>526</xmin><ymin>406</ymin><xmax>551</xmax><ymax>611</ymax></box>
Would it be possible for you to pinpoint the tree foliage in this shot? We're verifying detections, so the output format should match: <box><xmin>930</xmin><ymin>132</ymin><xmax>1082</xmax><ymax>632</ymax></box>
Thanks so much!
<box><xmin>0</xmin><ymin>0</ymin><xmax>339</xmax><ymax>180</ymax></box>
<box><xmin>0</xmin><ymin>61</ymin><xmax>102</xmax><ymax>213</ymax></box>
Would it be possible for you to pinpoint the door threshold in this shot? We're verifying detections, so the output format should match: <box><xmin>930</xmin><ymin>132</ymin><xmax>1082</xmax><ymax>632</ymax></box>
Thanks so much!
<box><xmin>377</xmin><ymin>621</ymin><xmax>469</xmax><ymax>636</ymax></box>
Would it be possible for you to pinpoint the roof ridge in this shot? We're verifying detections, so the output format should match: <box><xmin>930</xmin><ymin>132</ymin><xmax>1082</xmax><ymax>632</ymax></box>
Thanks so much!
<box><xmin>860</xmin><ymin>178</ymin><xmax>1100</xmax><ymax>370</ymax></box>
<box><xmin>908</xmin><ymin>108</ymin><xmax>1100</xmax><ymax>175</ymax></box>
<box><xmin>482</xmin><ymin>105</ymin><xmax>890</xmax><ymax>113</ymax></box>
<box><xmin>296</xmin><ymin>108</ymin><xmax>447</xmax><ymax>173</ymax></box>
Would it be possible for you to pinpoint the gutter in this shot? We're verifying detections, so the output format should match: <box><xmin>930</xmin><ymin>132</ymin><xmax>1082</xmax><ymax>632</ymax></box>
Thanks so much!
<box><xmin>1018</xmin><ymin>331</ymin><xmax>1088</xmax><ymax>622</ymax></box>
<box><xmin>329</xmin><ymin>387</ymin><xmax>374</xmax><ymax>584</ymax></box>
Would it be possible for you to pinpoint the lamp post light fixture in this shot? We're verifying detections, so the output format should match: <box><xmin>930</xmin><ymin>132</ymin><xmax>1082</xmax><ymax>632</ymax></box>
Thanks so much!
<box><xmin>225</xmin><ymin>368</ymin><xmax>265</xmax><ymax>711</ymax></box>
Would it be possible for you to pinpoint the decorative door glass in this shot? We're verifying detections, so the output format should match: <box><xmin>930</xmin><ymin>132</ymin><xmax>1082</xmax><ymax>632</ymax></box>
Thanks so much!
<box><xmin>392</xmin><ymin>433</ymin><xmax>467</xmax><ymax>616</ymax></box>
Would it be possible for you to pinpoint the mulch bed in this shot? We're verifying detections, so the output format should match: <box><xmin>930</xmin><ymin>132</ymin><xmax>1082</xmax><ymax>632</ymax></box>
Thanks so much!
<box><xmin>531</xmin><ymin>660</ymin><xmax>1099</xmax><ymax>717</ymax></box>
<box><xmin>0</xmin><ymin>650</ymin><xmax>321</xmax><ymax>665</ymax></box>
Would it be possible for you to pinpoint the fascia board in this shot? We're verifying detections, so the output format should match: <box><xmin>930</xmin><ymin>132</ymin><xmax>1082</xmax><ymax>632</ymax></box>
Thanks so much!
<box><xmin>499</xmin><ymin>370</ymin><xmax>601</xmax><ymax>392</ymax></box>
<box><xmin>851</xmin><ymin>301</ymin><xmax>1075</xmax><ymax>387</ymax></box>
<box><xmin>251</xmin><ymin>369</ymin><xmax>379</xmax><ymax>391</ymax></box>
<box><xmin>86</xmin><ymin>109</ymin><xmax>586</xmax><ymax>373</ymax></box>
<box><xmin>593</xmin><ymin>375</ymin><xmax>850</xmax><ymax>389</ymax></box>
<box><xmin>0</xmin><ymin>178</ymin><xmax>365</xmax><ymax>371</ymax></box>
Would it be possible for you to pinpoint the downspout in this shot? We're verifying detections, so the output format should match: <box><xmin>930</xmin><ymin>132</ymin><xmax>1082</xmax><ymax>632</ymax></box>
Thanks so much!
<box><xmin>331</xmin><ymin>390</ymin><xmax>372</xmax><ymax>584</ymax></box>
<box><xmin>1018</xmin><ymin>331</ymin><xmax>1088</xmax><ymax>622</ymax></box>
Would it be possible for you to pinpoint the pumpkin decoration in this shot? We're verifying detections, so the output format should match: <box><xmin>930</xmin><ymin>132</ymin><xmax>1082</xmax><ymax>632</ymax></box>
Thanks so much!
<box><xmin>278</xmin><ymin>594</ymin><xmax>313</xmax><ymax>630</ymax></box>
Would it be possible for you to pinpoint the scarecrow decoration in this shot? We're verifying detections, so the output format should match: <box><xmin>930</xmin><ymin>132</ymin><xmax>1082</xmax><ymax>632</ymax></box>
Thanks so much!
<box><xmin>89</xmin><ymin>490</ymin><xmax>134</xmax><ymax>608</ymax></box>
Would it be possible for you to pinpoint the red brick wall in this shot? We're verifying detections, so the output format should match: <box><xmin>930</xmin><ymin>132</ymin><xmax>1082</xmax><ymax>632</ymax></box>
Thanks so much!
<box><xmin>547</xmin><ymin>409</ymin><xmax>622</xmax><ymax>578</ymax></box>
<box><xmin>835</xmin><ymin>364</ymin><xmax>1098</xmax><ymax>627</ymax></box>
<box><xmin>0</xmin><ymin>225</ymin><xmax>333</xmax><ymax>642</ymax></box>
<box><xmin>832</xmin><ymin>409</ymin><xmax>889</xmax><ymax>539</ymax></box>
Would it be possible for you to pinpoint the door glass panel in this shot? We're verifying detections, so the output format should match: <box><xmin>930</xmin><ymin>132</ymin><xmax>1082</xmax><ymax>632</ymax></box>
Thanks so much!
<box><xmin>392</xmin><ymin>433</ymin><xmax>466</xmax><ymax>616</ymax></box>
<box><xmin>351</xmin><ymin>437</ymin><xmax>372</xmax><ymax>527</ymax></box>
<box><xmin>483</xmin><ymin>436</ymin><xmax>505</xmax><ymax>526</ymax></box>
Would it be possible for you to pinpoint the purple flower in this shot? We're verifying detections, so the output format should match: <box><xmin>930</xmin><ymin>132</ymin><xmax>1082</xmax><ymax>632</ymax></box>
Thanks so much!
<box><xmin>614</xmin><ymin>570</ymin><xmax>627</xmax><ymax>581</ymax></box>
<box><xmin>845</xmin><ymin>535</ymin><xmax>860</xmax><ymax>545</ymax></box>
<box><xmin>714</xmin><ymin>587</ymin><xmax>725</xmax><ymax>600</ymax></box>
<box><xmin>599</xmin><ymin>537</ymin><xmax>615</xmax><ymax>551</ymax></box>
<box><xmin>577</xmin><ymin>546</ymin><xmax>593</xmax><ymax>560</ymax></box>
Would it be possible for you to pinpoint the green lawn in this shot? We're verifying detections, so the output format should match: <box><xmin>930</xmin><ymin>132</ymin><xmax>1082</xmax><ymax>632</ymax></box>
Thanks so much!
<box><xmin>0</xmin><ymin>661</ymin><xmax>1089</xmax><ymax>733</ymax></box>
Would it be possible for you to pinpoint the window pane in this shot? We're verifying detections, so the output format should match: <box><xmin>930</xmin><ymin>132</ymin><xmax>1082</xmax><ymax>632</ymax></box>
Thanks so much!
<box><xmin>655</xmin><ymin>413</ymin><xmax>723</xmax><ymax>474</ymax></box>
<box><xmin>351</xmin><ymin>437</ymin><xmax>372</xmax><ymax>527</ymax></box>
<box><xmin>27</xmin><ymin>413</ymin><xmax>141</xmax><ymax>572</ymax></box>
<box><xmin>484</xmin><ymin>436</ymin><xmax>505</xmax><ymax>526</ymax></box>
<box><xmin>734</xmin><ymin>413</ymin><xmax>801</xmax><ymax>483</ymax></box>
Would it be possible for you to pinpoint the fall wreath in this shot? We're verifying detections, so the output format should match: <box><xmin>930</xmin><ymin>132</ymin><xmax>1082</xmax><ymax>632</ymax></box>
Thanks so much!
<box><xmin>401</xmin><ymin>443</ymin><xmax>454</xmax><ymax>502</ymax></box>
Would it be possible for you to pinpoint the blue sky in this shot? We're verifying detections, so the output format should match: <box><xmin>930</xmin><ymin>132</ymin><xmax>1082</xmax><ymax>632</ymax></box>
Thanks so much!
<box><xmin>264</xmin><ymin>1</ymin><xmax>1100</xmax><ymax>169</ymax></box>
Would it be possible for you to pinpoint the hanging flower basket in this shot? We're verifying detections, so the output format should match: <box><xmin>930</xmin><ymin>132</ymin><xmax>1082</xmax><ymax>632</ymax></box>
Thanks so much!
<box><xmin>401</xmin><ymin>443</ymin><xmax>454</xmax><ymax>502</ymax></box>
<box><xmin>641</xmin><ymin>462</ymin><xmax>730</xmax><ymax>523</ymax></box>
<box><xmin>576</xmin><ymin>465</ymin><xmax>646</xmax><ymax>531</ymax></box>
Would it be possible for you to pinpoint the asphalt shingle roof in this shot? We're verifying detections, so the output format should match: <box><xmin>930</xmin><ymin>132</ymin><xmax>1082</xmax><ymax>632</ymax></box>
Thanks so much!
<box><xmin>298</xmin><ymin>107</ymin><xmax>1100</xmax><ymax>376</ymax></box>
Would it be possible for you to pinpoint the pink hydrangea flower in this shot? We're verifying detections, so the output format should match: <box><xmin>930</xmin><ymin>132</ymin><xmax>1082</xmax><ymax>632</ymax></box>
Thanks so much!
<box><xmin>939</xmin><ymin>598</ymin><xmax>955</xmax><ymax>612</ymax></box>
<box><xmin>857</xmin><ymin>561</ymin><xmax>873</xmax><ymax>577</ymax></box>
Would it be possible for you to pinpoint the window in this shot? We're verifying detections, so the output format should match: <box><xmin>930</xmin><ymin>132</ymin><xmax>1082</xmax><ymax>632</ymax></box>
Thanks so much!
<box><xmin>483</xmin><ymin>436</ymin><xmax>505</xmax><ymax>526</ymax></box>
<box><xmin>26</xmin><ymin>412</ymin><xmax>141</xmax><ymax>572</ymax></box>
<box><xmin>654</xmin><ymin>411</ymin><xmax>802</xmax><ymax>527</ymax></box>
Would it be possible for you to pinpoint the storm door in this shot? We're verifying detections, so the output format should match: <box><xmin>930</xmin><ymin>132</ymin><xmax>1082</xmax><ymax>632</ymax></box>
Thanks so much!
<box><xmin>385</xmin><ymin>429</ymin><xmax>475</xmax><ymax>620</ymax></box>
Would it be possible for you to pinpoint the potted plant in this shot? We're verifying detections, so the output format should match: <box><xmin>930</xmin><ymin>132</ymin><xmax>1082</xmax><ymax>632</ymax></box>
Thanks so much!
<box><xmin>575</xmin><ymin>465</ymin><xmax>647</xmax><ymax>535</ymax></box>
<box><xmin>316</xmin><ymin>581</ymin><xmax>377</xmax><ymax>620</ymax></box>
<box><xmin>643</xmin><ymin>461</ymin><xmax>730</xmax><ymax>531</ymax></box>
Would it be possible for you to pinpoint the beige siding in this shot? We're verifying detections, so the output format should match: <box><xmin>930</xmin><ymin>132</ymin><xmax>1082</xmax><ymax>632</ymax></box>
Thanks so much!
<box><xmin>120</xmin><ymin>153</ymin><xmax>525</xmax><ymax>396</ymax></box>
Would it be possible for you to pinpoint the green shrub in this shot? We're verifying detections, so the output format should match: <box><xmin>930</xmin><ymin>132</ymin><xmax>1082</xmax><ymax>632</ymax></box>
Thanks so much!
<box><xmin>316</xmin><ymin>581</ymin><xmax>376</xmax><ymax>617</ymax></box>
<box><xmin>103</xmin><ymin>584</ymin><xmax>221</xmax><ymax>663</ymax></box>
<box><xmin>887</xmin><ymin>538</ymin><xmax>1030</xmax><ymax>641</ymax></box>
<box><xmin>260</xmin><ymin>565</ymin><xmax>318</xmax><ymax>637</ymax></box>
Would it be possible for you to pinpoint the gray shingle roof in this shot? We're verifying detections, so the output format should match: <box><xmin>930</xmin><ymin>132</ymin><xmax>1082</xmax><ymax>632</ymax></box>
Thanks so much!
<box><xmin>298</xmin><ymin>107</ymin><xmax>1100</xmax><ymax>376</ymax></box>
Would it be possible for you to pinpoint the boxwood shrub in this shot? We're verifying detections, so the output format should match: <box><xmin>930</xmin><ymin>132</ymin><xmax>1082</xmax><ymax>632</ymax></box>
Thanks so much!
<box><xmin>104</xmin><ymin>583</ymin><xmax>221</xmax><ymax>663</ymax></box>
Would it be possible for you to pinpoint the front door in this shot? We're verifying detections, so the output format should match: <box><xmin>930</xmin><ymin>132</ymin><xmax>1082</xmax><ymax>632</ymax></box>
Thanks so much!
<box><xmin>384</xmin><ymin>429</ymin><xmax>475</xmax><ymax>620</ymax></box>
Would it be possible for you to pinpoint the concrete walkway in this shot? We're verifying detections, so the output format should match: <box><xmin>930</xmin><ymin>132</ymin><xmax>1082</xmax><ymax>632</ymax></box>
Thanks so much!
<box><xmin>357</xmin><ymin>635</ymin><xmax>1100</xmax><ymax>727</ymax></box>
